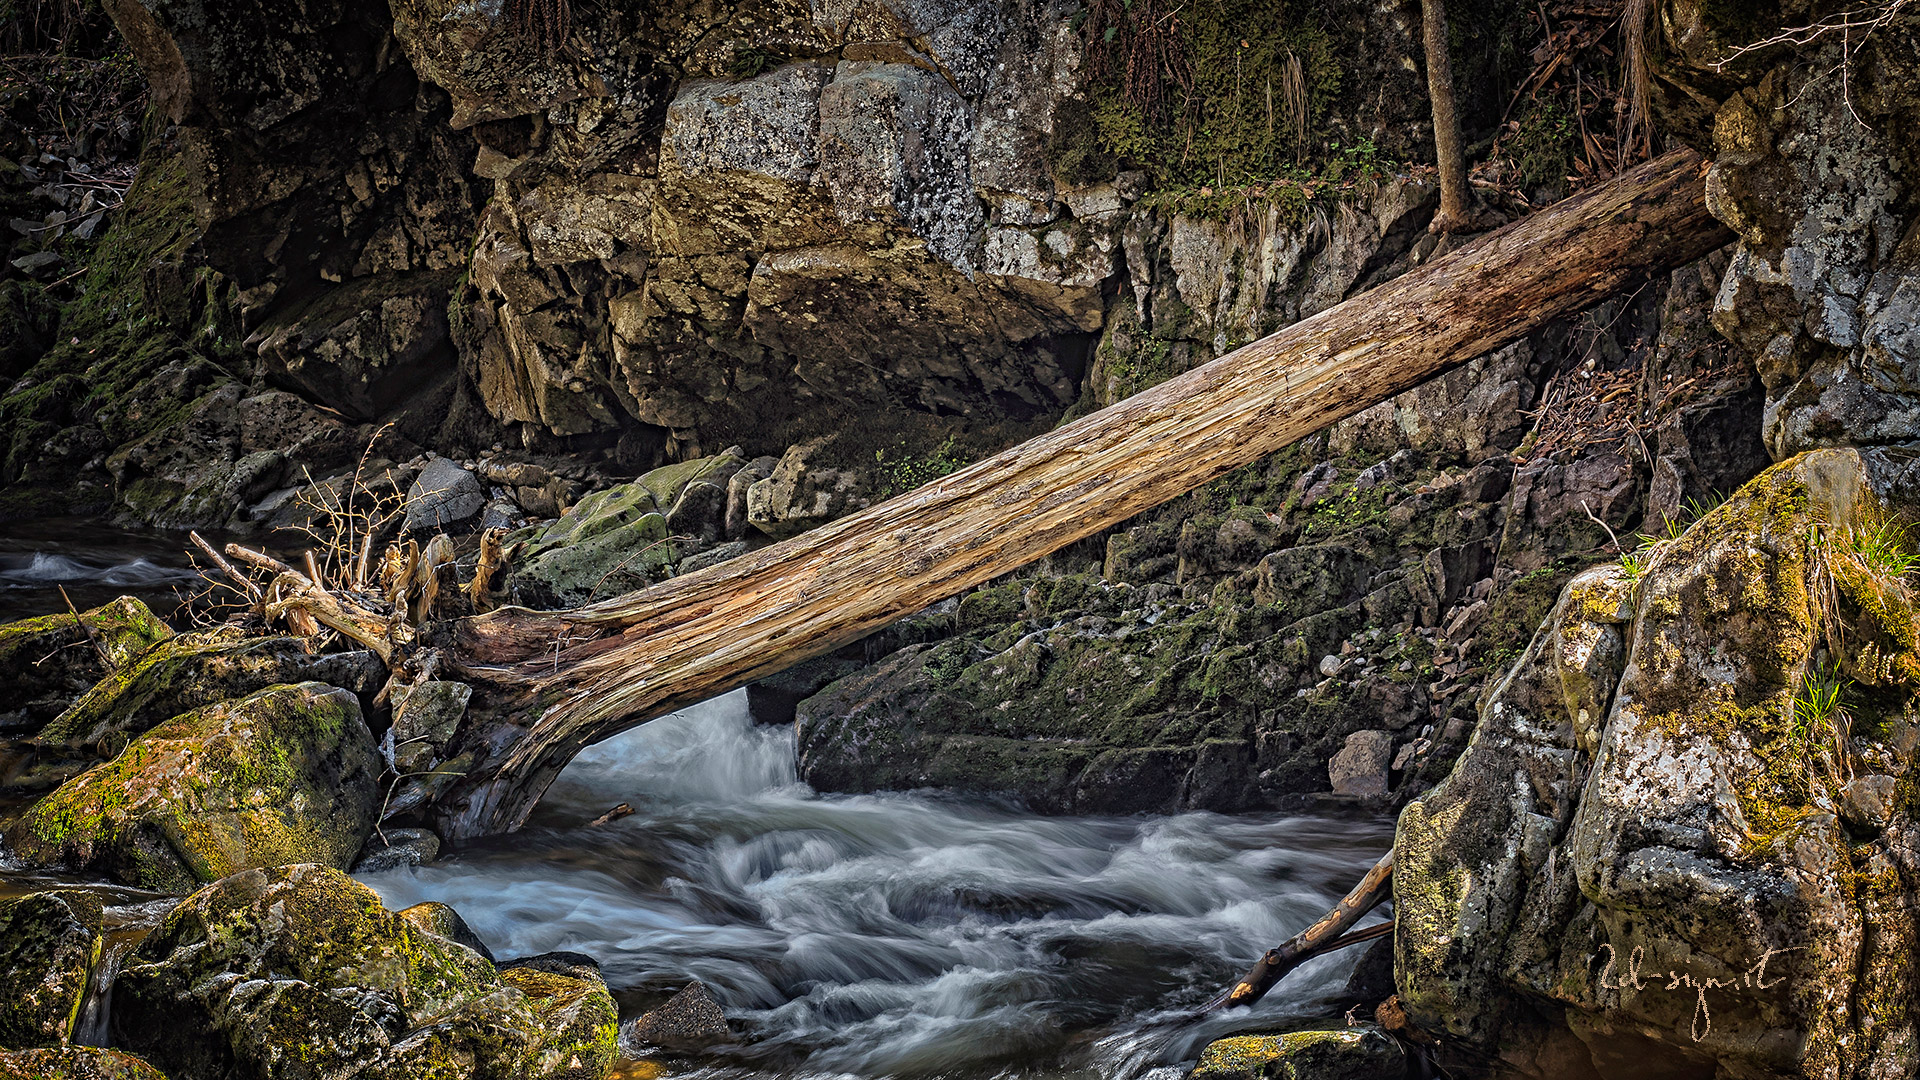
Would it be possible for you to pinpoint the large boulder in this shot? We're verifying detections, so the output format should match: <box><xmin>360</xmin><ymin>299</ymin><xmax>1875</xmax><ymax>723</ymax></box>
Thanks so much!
<box><xmin>0</xmin><ymin>891</ymin><xmax>103</xmax><ymax>1049</ymax></box>
<box><xmin>1395</xmin><ymin>447</ymin><xmax>1920</xmax><ymax>1078</ymax></box>
<box><xmin>5</xmin><ymin>683</ymin><xmax>381</xmax><ymax>893</ymax></box>
<box><xmin>38</xmin><ymin>630</ymin><xmax>383</xmax><ymax>750</ymax></box>
<box><xmin>0</xmin><ymin>597</ymin><xmax>173</xmax><ymax>736</ymax></box>
<box><xmin>113</xmin><ymin>864</ymin><xmax>616</xmax><ymax>1080</ymax></box>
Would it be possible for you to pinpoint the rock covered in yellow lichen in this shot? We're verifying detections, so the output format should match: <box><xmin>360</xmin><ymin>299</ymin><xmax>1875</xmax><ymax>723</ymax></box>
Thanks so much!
<box><xmin>1190</xmin><ymin>1027</ymin><xmax>1404</xmax><ymax>1080</ymax></box>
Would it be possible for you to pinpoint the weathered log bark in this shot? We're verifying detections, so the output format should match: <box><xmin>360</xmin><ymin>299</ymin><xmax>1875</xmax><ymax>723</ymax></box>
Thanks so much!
<box><xmin>418</xmin><ymin>148</ymin><xmax>1732</xmax><ymax>840</ymax></box>
<box><xmin>1206</xmin><ymin>851</ymin><xmax>1395</xmax><ymax>1011</ymax></box>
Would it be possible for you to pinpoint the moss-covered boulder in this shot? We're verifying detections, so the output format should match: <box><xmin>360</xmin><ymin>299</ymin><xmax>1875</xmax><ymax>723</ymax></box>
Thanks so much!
<box><xmin>113</xmin><ymin>864</ymin><xmax>613</xmax><ymax>1080</ymax></box>
<box><xmin>1395</xmin><ymin>447</ymin><xmax>1920</xmax><ymax>1078</ymax></box>
<box><xmin>0</xmin><ymin>891</ymin><xmax>104</xmax><ymax>1049</ymax></box>
<box><xmin>1189</xmin><ymin>1027</ymin><xmax>1405</xmax><ymax>1080</ymax></box>
<box><xmin>0</xmin><ymin>1047</ymin><xmax>170</xmax><ymax>1080</ymax></box>
<box><xmin>5</xmin><ymin>682</ymin><xmax>380</xmax><ymax>893</ymax></box>
<box><xmin>498</xmin><ymin>955</ymin><xmax>620</xmax><ymax>1078</ymax></box>
<box><xmin>505</xmin><ymin>453</ymin><xmax>746</xmax><ymax>608</ymax></box>
<box><xmin>38</xmin><ymin>629</ymin><xmax>383</xmax><ymax>749</ymax></box>
<box><xmin>0</xmin><ymin>597</ymin><xmax>172</xmax><ymax>736</ymax></box>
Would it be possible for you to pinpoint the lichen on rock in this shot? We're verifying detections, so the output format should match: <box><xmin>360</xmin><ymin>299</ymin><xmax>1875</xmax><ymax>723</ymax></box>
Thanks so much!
<box><xmin>1394</xmin><ymin>446</ymin><xmax>1920</xmax><ymax>1077</ymax></box>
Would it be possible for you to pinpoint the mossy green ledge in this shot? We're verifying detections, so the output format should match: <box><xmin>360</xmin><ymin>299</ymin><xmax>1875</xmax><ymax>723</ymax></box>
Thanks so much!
<box><xmin>4</xmin><ymin>681</ymin><xmax>380</xmax><ymax>893</ymax></box>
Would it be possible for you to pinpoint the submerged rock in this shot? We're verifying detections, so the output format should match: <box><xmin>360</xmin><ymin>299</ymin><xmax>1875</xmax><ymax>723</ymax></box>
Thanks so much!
<box><xmin>1189</xmin><ymin>1027</ymin><xmax>1405</xmax><ymax>1080</ymax></box>
<box><xmin>6</xmin><ymin>682</ymin><xmax>381</xmax><ymax>893</ymax></box>
<box><xmin>0</xmin><ymin>1047</ymin><xmax>170</xmax><ymax>1080</ymax></box>
<box><xmin>0</xmin><ymin>891</ymin><xmax>103</xmax><ymax>1049</ymax></box>
<box><xmin>0</xmin><ymin>597</ymin><xmax>173</xmax><ymax>736</ymax></box>
<box><xmin>114</xmin><ymin>864</ymin><xmax>615</xmax><ymax>1080</ymax></box>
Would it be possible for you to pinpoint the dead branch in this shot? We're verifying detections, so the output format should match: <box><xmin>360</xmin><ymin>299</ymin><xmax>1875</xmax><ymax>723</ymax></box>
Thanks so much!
<box><xmin>1206</xmin><ymin>851</ymin><xmax>1395</xmax><ymax>1010</ymax></box>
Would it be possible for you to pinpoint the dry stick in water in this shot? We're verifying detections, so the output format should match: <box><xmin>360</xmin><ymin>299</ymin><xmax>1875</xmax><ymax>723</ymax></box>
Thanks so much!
<box><xmin>1205</xmin><ymin>851</ymin><xmax>1395</xmax><ymax>1011</ymax></box>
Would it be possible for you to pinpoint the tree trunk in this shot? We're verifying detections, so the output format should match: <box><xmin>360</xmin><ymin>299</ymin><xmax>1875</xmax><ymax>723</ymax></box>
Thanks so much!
<box><xmin>1422</xmin><ymin>0</ymin><xmax>1472</xmax><ymax>232</ymax></box>
<box><xmin>415</xmin><ymin>148</ymin><xmax>1731</xmax><ymax>840</ymax></box>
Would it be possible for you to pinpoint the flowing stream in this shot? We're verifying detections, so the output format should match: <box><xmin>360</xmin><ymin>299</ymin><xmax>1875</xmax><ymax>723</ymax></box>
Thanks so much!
<box><xmin>360</xmin><ymin>692</ymin><xmax>1394</xmax><ymax>1080</ymax></box>
<box><xmin>0</xmin><ymin>520</ymin><xmax>205</xmax><ymax>623</ymax></box>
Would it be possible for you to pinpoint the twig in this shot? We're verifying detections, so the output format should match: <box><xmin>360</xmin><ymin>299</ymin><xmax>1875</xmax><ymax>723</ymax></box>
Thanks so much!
<box><xmin>59</xmin><ymin>585</ymin><xmax>108</xmax><ymax>668</ymax></box>
<box><xmin>1581</xmin><ymin>498</ymin><xmax>1625</xmax><ymax>553</ymax></box>
<box><xmin>1203</xmin><ymin>850</ymin><xmax>1396</xmax><ymax>1011</ymax></box>
<box><xmin>190</xmin><ymin>530</ymin><xmax>261</xmax><ymax>603</ymax></box>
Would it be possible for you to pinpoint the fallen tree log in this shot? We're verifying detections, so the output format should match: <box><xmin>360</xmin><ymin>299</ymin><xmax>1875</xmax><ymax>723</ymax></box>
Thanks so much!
<box><xmin>414</xmin><ymin>148</ymin><xmax>1731</xmax><ymax>840</ymax></box>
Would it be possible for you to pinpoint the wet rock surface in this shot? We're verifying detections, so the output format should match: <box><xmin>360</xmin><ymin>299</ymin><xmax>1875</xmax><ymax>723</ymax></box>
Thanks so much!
<box><xmin>620</xmin><ymin>981</ymin><xmax>732</xmax><ymax>1053</ymax></box>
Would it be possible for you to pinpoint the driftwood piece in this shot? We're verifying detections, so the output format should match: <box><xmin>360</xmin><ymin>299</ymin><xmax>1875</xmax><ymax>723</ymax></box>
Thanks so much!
<box><xmin>406</xmin><ymin>148</ymin><xmax>1730</xmax><ymax>839</ymax></box>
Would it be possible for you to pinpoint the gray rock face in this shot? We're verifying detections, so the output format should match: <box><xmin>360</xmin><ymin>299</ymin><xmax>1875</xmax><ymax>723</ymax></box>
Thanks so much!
<box><xmin>1668</xmin><ymin>13</ymin><xmax>1920</xmax><ymax>460</ymax></box>
<box><xmin>746</xmin><ymin>438</ymin><xmax>875</xmax><ymax>539</ymax></box>
<box><xmin>1395</xmin><ymin>447</ymin><xmax>1920</xmax><ymax>1078</ymax></box>
<box><xmin>405</xmin><ymin>457</ymin><xmax>487</xmax><ymax>532</ymax></box>
<box><xmin>1327</xmin><ymin>730</ymin><xmax>1393</xmax><ymax>797</ymax></box>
